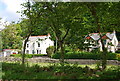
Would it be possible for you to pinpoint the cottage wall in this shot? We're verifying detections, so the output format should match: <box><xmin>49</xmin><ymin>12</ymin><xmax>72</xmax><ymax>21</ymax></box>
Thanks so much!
<box><xmin>24</xmin><ymin>34</ymin><xmax>54</xmax><ymax>54</ymax></box>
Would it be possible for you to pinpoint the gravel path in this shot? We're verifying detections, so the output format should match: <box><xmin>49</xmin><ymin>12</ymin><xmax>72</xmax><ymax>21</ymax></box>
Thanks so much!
<box><xmin>0</xmin><ymin>57</ymin><xmax>120</xmax><ymax>65</ymax></box>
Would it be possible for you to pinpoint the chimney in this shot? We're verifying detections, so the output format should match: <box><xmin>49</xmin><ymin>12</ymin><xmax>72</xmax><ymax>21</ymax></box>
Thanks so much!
<box><xmin>47</xmin><ymin>33</ymin><xmax>50</xmax><ymax>38</ymax></box>
<box><xmin>113</xmin><ymin>30</ymin><xmax>116</xmax><ymax>34</ymax></box>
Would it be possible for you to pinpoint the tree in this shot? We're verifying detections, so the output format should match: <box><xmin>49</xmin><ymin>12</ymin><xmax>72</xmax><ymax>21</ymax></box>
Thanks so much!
<box><xmin>20</xmin><ymin>0</ymin><xmax>34</xmax><ymax>65</ymax></box>
<box><xmin>21</xmin><ymin>1</ymin><xmax>120</xmax><ymax>67</ymax></box>
<box><xmin>85</xmin><ymin>2</ymin><xmax>120</xmax><ymax>70</ymax></box>
<box><xmin>20</xmin><ymin>1</ymin><xmax>52</xmax><ymax>64</ymax></box>
<box><xmin>2</xmin><ymin>22</ymin><xmax>22</xmax><ymax>49</ymax></box>
<box><xmin>23</xmin><ymin>2</ymin><xmax>87</xmax><ymax>64</ymax></box>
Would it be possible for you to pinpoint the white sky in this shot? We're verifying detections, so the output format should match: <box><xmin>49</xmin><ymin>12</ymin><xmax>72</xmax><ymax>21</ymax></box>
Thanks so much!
<box><xmin>0</xmin><ymin>0</ymin><xmax>26</xmax><ymax>30</ymax></box>
<box><xmin>0</xmin><ymin>0</ymin><xmax>26</xmax><ymax>22</ymax></box>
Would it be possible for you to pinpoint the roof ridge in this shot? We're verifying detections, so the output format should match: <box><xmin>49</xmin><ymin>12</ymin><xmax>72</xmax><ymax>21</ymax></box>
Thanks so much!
<box><xmin>90</xmin><ymin>32</ymin><xmax>112</xmax><ymax>34</ymax></box>
<box><xmin>30</xmin><ymin>35</ymin><xmax>48</xmax><ymax>37</ymax></box>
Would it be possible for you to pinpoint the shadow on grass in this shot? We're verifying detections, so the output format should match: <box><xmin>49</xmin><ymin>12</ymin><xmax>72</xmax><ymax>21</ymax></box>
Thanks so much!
<box><xmin>2</xmin><ymin>62</ymin><xmax>120</xmax><ymax>80</ymax></box>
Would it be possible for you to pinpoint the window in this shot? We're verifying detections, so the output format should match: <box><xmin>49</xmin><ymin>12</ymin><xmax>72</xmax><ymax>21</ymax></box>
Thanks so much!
<box><xmin>37</xmin><ymin>50</ymin><xmax>39</xmax><ymax>54</ymax></box>
<box><xmin>38</xmin><ymin>43</ymin><xmax>40</xmax><ymax>47</ymax></box>
<box><xmin>26</xmin><ymin>50</ymin><xmax>29</xmax><ymax>54</ymax></box>
<box><xmin>91</xmin><ymin>40</ymin><xmax>94</xmax><ymax>43</ymax></box>
<box><xmin>32</xmin><ymin>50</ymin><xmax>35</xmax><ymax>54</ymax></box>
<box><xmin>39</xmin><ymin>50</ymin><xmax>41</xmax><ymax>54</ymax></box>
<box><xmin>103</xmin><ymin>40</ymin><xmax>106</xmax><ymax>45</ymax></box>
<box><xmin>27</xmin><ymin>44</ymin><xmax>29</xmax><ymax>48</ymax></box>
<box><xmin>37</xmin><ymin>50</ymin><xmax>41</xmax><ymax>54</ymax></box>
<box><xmin>33</xmin><ymin>43</ymin><xmax>35</xmax><ymax>48</ymax></box>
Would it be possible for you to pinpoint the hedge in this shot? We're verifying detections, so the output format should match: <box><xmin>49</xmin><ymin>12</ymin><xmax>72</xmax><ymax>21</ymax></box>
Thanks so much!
<box><xmin>51</xmin><ymin>52</ymin><xmax>117</xmax><ymax>60</ymax></box>
<box><xmin>117</xmin><ymin>54</ymin><xmax>120</xmax><ymax>61</ymax></box>
<box><xmin>10</xmin><ymin>54</ymin><xmax>47</xmax><ymax>58</ymax></box>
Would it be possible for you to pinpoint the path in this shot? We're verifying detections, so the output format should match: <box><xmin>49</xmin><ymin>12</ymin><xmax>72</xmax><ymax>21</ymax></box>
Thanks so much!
<box><xmin>0</xmin><ymin>57</ymin><xmax>119</xmax><ymax>65</ymax></box>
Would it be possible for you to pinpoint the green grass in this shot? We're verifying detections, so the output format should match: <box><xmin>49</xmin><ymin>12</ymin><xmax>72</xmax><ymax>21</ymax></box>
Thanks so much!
<box><xmin>2</xmin><ymin>62</ymin><xmax>120</xmax><ymax>79</ymax></box>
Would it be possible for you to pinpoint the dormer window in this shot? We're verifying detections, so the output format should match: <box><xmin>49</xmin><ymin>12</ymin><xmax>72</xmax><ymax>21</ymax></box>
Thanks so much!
<box><xmin>38</xmin><ymin>43</ymin><xmax>40</xmax><ymax>47</ymax></box>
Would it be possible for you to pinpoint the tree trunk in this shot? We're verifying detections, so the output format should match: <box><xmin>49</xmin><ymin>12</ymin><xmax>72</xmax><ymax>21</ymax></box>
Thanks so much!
<box><xmin>22</xmin><ymin>0</ymin><xmax>32</xmax><ymax>65</ymax></box>
<box><xmin>59</xmin><ymin>40</ymin><xmax>65</xmax><ymax>64</ymax></box>
<box><xmin>22</xmin><ymin>33</ymin><xmax>31</xmax><ymax>65</ymax></box>
<box><xmin>86</xmin><ymin>3</ymin><xmax>107</xmax><ymax>70</ymax></box>
<box><xmin>22</xmin><ymin>39</ymin><xmax>27</xmax><ymax>65</ymax></box>
<box><xmin>100</xmin><ymin>38</ymin><xmax>107</xmax><ymax>70</ymax></box>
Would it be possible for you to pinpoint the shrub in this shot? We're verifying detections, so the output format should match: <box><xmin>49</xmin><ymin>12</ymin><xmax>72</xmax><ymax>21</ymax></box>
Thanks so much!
<box><xmin>10</xmin><ymin>54</ymin><xmax>22</xmax><ymax>57</ymax></box>
<box><xmin>10</xmin><ymin>54</ymin><xmax>47</xmax><ymax>58</ymax></box>
<box><xmin>25</xmin><ymin>54</ymin><xmax>33</xmax><ymax>58</ymax></box>
<box><xmin>33</xmin><ymin>54</ymin><xmax>47</xmax><ymax>57</ymax></box>
<box><xmin>116</xmin><ymin>50</ymin><xmax>120</xmax><ymax>53</ymax></box>
<box><xmin>51</xmin><ymin>52</ymin><xmax>117</xmax><ymax>60</ymax></box>
<box><xmin>51</xmin><ymin>52</ymin><xmax>61</xmax><ymax>59</ymax></box>
<box><xmin>107</xmin><ymin>53</ymin><xmax>117</xmax><ymax>60</ymax></box>
<box><xmin>116</xmin><ymin>54</ymin><xmax>120</xmax><ymax>61</ymax></box>
<box><xmin>64</xmin><ymin>47</ymin><xmax>72</xmax><ymax>53</ymax></box>
<box><xmin>46</xmin><ymin>46</ymin><xmax>54</xmax><ymax>57</ymax></box>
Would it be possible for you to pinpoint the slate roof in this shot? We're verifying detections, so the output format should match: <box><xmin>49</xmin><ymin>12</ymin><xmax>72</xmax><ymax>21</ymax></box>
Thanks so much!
<box><xmin>86</xmin><ymin>32</ymin><xmax>115</xmax><ymax>40</ymax></box>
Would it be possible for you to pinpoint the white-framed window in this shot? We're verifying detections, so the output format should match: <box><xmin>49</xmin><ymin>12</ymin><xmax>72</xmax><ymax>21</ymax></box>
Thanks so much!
<box><xmin>32</xmin><ymin>50</ymin><xmax>35</xmax><ymax>54</ymax></box>
<box><xmin>38</xmin><ymin>43</ymin><xmax>40</xmax><ymax>47</ymax></box>
<box><xmin>39</xmin><ymin>50</ymin><xmax>41</xmax><ymax>54</ymax></box>
<box><xmin>33</xmin><ymin>43</ymin><xmax>35</xmax><ymax>48</ymax></box>
<box><xmin>27</xmin><ymin>44</ymin><xmax>29</xmax><ymax>48</ymax></box>
<box><xmin>37</xmin><ymin>50</ymin><xmax>39</xmax><ymax>54</ymax></box>
<box><xmin>26</xmin><ymin>50</ymin><xmax>29</xmax><ymax>54</ymax></box>
<box><xmin>36</xmin><ymin>50</ymin><xmax>41</xmax><ymax>54</ymax></box>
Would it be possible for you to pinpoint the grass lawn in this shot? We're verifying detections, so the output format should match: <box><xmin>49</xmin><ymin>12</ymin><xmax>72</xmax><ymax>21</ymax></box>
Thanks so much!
<box><xmin>2</xmin><ymin>62</ymin><xmax>120</xmax><ymax>80</ymax></box>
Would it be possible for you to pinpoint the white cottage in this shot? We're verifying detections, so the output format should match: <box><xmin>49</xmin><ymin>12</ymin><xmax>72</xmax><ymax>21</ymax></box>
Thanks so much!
<box><xmin>2</xmin><ymin>49</ymin><xmax>18</xmax><ymax>57</ymax></box>
<box><xmin>23</xmin><ymin>34</ymin><xmax>54</xmax><ymax>54</ymax></box>
<box><xmin>85</xmin><ymin>31</ymin><xmax>119</xmax><ymax>53</ymax></box>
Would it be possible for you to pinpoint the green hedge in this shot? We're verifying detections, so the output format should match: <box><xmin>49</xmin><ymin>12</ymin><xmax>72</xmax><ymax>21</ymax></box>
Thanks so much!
<box><xmin>51</xmin><ymin>52</ymin><xmax>117</xmax><ymax>60</ymax></box>
<box><xmin>10</xmin><ymin>54</ymin><xmax>22</xmax><ymax>57</ymax></box>
<box><xmin>10</xmin><ymin>54</ymin><xmax>47</xmax><ymax>58</ymax></box>
<box><xmin>117</xmin><ymin>54</ymin><xmax>120</xmax><ymax>61</ymax></box>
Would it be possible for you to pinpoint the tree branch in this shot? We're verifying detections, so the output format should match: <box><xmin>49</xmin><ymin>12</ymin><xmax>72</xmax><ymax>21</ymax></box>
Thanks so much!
<box><xmin>62</xmin><ymin>28</ymin><xmax>70</xmax><ymax>42</ymax></box>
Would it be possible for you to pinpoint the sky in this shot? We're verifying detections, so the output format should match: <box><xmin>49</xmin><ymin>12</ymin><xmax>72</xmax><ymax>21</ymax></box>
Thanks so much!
<box><xmin>0</xmin><ymin>0</ymin><xmax>26</xmax><ymax>22</ymax></box>
<box><xmin>0</xmin><ymin>0</ymin><xmax>27</xmax><ymax>30</ymax></box>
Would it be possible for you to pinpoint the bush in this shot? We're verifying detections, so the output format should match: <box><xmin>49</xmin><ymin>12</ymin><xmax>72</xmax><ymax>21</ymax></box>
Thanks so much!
<box><xmin>51</xmin><ymin>52</ymin><xmax>117</xmax><ymax>60</ymax></box>
<box><xmin>64</xmin><ymin>47</ymin><xmax>72</xmax><ymax>53</ymax></box>
<box><xmin>116</xmin><ymin>54</ymin><xmax>120</xmax><ymax>61</ymax></box>
<box><xmin>116</xmin><ymin>50</ymin><xmax>120</xmax><ymax>53</ymax></box>
<box><xmin>10</xmin><ymin>54</ymin><xmax>47</xmax><ymax>58</ymax></box>
<box><xmin>25</xmin><ymin>54</ymin><xmax>33</xmax><ymax>58</ymax></box>
<box><xmin>10</xmin><ymin>54</ymin><xmax>22</xmax><ymax>57</ymax></box>
<box><xmin>51</xmin><ymin>52</ymin><xmax>61</xmax><ymax>59</ymax></box>
<box><xmin>46</xmin><ymin>46</ymin><xmax>54</xmax><ymax>57</ymax></box>
<box><xmin>107</xmin><ymin>53</ymin><xmax>117</xmax><ymax>60</ymax></box>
